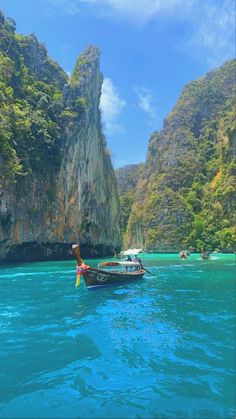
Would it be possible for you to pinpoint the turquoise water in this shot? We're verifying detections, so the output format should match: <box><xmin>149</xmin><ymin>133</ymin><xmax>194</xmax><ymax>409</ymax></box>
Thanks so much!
<box><xmin>0</xmin><ymin>253</ymin><xmax>235</xmax><ymax>418</ymax></box>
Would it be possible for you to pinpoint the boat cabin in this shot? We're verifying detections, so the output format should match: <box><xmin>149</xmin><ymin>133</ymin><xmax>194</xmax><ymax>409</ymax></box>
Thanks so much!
<box><xmin>98</xmin><ymin>261</ymin><xmax>142</xmax><ymax>272</ymax></box>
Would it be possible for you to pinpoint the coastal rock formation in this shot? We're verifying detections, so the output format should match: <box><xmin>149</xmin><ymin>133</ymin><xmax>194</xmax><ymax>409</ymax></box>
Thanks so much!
<box><xmin>126</xmin><ymin>60</ymin><xmax>236</xmax><ymax>252</ymax></box>
<box><xmin>0</xmin><ymin>12</ymin><xmax>120</xmax><ymax>262</ymax></box>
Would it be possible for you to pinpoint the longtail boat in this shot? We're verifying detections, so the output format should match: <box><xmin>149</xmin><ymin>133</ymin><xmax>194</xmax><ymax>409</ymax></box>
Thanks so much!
<box><xmin>200</xmin><ymin>248</ymin><xmax>211</xmax><ymax>259</ymax></box>
<box><xmin>72</xmin><ymin>244</ymin><xmax>146</xmax><ymax>289</ymax></box>
<box><xmin>200</xmin><ymin>252</ymin><xmax>210</xmax><ymax>259</ymax></box>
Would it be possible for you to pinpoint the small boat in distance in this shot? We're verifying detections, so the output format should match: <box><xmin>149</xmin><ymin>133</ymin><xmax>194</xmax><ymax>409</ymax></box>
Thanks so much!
<box><xmin>179</xmin><ymin>251</ymin><xmax>187</xmax><ymax>259</ymax></box>
<box><xmin>200</xmin><ymin>250</ymin><xmax>211</xmax><ymax>259</ymax></box>
<box><xmin>72</xmin><ymin>244</ymin><xmax>146</xmax><ymax>289</ymax></box>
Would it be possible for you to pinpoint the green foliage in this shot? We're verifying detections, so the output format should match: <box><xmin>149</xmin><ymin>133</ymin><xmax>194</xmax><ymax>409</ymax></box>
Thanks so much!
<box><xmin>0</xmin><ymin>12</ymin><xmax>84</xmax><ymax>183</ymax></box>
<box><xmin>74</xmin><ymin>97</ymin><xmax>88</xmax><ymax>113</ymax></box>
<box><xmin>186</xmin><ymin>190</ymin><xmax>202</xmax><ymax>212</ymax></box>
<box><xmin>215</xmin><ymin>228</ymin><xmax>236</xmax><ymax>250</ymax></box>
<box><xmin>119</xmin><ymin>190</ymin><xmax>135</xmax><ymax>241</ymax></box>
<box><xmin>70</xmin><ymin>56</ymin><xmax>89</xmax><ymax>85</ymax></box>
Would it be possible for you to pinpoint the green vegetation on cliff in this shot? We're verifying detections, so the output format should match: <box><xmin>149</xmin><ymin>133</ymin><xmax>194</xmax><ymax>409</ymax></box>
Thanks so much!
<box><xmin>0</xmin><ymin>10</ymin><xmax>90</xmax><ymax>184</ymax></box>
<box><xmin>125</xmin><ymin>60</ymin><xmax>236</xmax><ymax>252</ymax></box>
<box><xmin>0</xmin><ymin>11</ymin><xmax>69</xmax><ymax>182</ymax></box>
<box><xmin>115</xmin><ymin>164</ymin><xmax>143</xmax><ymax>243</ymax></box>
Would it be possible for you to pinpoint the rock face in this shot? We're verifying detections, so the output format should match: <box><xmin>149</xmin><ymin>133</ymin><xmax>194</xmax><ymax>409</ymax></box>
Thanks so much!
<box><xmin>0</xmin><ymin>14</ymin><xmax>120</xmax><ymax>262</ymax></box>
<box><xmin>126</xmin><ymin>60</ymin><xmax>236</xmax><ymax>252</ymax></box>
<box><xmin>53</xmin><ymin>47</ymin><xmax>121</xmax><ymax>257</ymax></box>
<box><xmin>115</xmin><ymin>164</ymin><xmax>143</xmax><ymax>194</ymax></box>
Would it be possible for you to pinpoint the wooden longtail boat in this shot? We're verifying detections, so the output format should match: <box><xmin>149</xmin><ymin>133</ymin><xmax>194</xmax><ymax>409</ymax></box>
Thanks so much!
<box><xmin>72</xmin><ymin>244</ymin><xmax>146</xmax><ymax>289</ymax></box>
<box><xmin>201</xmin><ymin>252</ymin><xmax>210</xmax><ymax>259</ymax></box>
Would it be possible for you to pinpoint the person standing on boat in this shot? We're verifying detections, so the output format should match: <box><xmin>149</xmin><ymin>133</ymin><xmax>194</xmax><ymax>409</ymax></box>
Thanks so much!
<box><xmin>133</xmin><ymin>255</ymin><xmax>143</xmax><ymax>270</ymax></box>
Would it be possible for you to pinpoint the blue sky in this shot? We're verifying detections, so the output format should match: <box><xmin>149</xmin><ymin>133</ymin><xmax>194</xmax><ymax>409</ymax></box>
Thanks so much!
<box><xmin>1</xmin><ymin>0</ymin><xmax>235</xmax><ymax>168</ymax></box>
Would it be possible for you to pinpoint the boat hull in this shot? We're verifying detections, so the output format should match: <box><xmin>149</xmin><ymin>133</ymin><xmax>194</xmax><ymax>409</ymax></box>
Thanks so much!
<box><xmin>82</xmin><ymin>267</ymin><xmax>145</xmax><ymax>288</ymax></box>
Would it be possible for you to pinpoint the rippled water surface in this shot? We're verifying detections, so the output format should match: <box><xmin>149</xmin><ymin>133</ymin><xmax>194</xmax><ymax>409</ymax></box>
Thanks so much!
<box><xmin>0</xmin><ymin>253</ymin><xmax>235</xmax><ymax>418</ymax></box>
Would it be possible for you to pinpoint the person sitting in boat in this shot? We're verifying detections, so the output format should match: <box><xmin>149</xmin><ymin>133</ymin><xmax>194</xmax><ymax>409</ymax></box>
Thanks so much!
<box><xmin>133</xmin><ymin>255</ymin><xmax>143</xmax><ymax>270</ymax></box>
<box><xmin>125</xmin><ymin>254</ymin><xmax>132</xmax><ymax>271</ymax></box>
<box><xmin>201</xmin><ymin>248</ymin><xmax>210</xmax><ymax>259</ymax></box>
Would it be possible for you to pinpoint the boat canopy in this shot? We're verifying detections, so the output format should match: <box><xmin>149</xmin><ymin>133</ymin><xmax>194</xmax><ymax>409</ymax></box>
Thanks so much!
<box><xmin>98</xmin><ymin>261</ymin><xmax>142</xmax><ymax>268</ymax></box>
<box><xmin>119</xmin><ymin>248</ymin><xmax>143</xmax><ymax>256</ymax></box>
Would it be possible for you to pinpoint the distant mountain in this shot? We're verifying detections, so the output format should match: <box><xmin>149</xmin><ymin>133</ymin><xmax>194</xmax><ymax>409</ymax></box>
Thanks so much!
<box><xmin>115</xmin><ymin>164</ymin><xmax>143</xmax><ymax>242</ymax></box>
<box><xmin>115</xmin><ymin>164</ymin><xmax>143</xmax><ymax>194</ymax></box>
<box><xmin>0</xmin><ymin>10</ymin><xmax>121</xmax><ymax>262</ymax></box>
<box><xmin>125</xmin><ymin>60</ymin><xmax>236</xmax><ymax>252</ymax></box>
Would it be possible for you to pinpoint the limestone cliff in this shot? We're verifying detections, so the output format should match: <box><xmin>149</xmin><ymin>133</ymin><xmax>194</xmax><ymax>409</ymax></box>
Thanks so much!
<box><xmin>53</xmin><ymin>47</ymin><xmax>121</xmax><ymax>256</ymax></box>
<box><xmin>126</xmin><ymin>60</ymin><xmax>236</xmax><ymax>252</ymax></box>
<box><xmin>0</xmin><ymin>13</ymin><xmax>120</xmax><ymax>262</ymax></box>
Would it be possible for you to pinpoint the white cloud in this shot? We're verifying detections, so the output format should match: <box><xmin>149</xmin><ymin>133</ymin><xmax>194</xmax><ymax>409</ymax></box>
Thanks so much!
<box><xmin>49</xmin><ymin>0</ymin><xmax>80</xmax><ymax>14</ymax></box>
<box><xmin>135</xmin><ymin>87</ymin><xmax>157</xmax><ymax>120</ymax></box>
<box><xmin>50</xmin><ymin>0</ymin><xmax>196</xmax><ymax>21</ymax></box>
<box><xmin>97</xmin><ymin>0</ymin><xmax>197</xmax><ymax>22</ymax></box>
<box><xmin>187</xmin><ymin>0</ymin><xmax>235</xmax><ymax>67</ymax></box>
<box><xmin>48</xmin><ymin>0</ymin><xmax>235</xmax><ymax>67</ymax></box>
<box><xmin>100</xmin><ymin>78</ymin><xmax>126</xmax><ymax>134</ymax></box>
